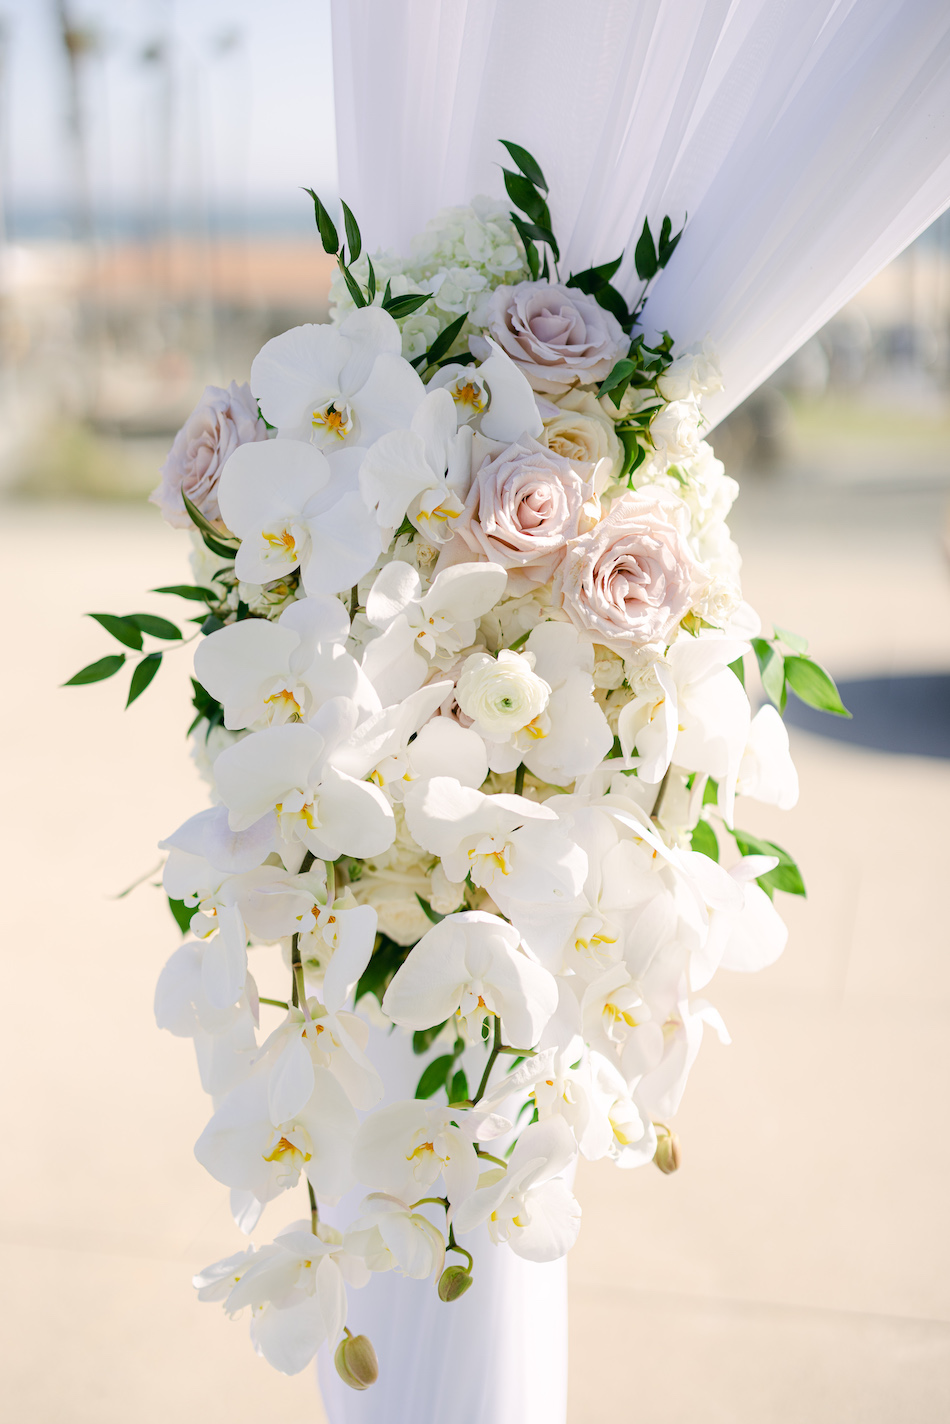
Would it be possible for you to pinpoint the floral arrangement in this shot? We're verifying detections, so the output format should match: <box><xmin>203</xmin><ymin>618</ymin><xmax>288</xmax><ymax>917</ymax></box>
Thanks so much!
<box><xmin>67</xmin><ymin>142</ymin><xmax>848</xmax><ymax>1391</ymax></box>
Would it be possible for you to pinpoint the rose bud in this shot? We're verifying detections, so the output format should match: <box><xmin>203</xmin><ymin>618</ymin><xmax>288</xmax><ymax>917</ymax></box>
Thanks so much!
<box><xmin>438</xmin><ymin>1264</ymin><xmax>474</xmax><ymax>1302</ymax></box>
<box><xmin>334</xmin><ymin>1330</ymin><xmax>379</xmax><ymax>1391</ymax></box>
<box><xmin>654</xmin><ymin>1129</ymin><xmax>682</xmax><ymax>1175</ymax></box>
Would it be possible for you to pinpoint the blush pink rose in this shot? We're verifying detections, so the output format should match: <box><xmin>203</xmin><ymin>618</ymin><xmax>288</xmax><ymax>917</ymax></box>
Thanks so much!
<box><xmin>449</xmin><ymin>437</ymin><xmax>596</xmax><ymax>593</ymax></box>
<box><xmin>480</xmin><ymin>281</ymin><xmax>628</xmax><ymax>395</ymax></box>
<box><xmin>554</xmin><ymin>489</ymin><xmax>704</xmax><ymax>649</ymax></box>
<box><xmin>151</xmin><ymin>381</ymin><xmax>268</xmax><ymax>529</ymax></box>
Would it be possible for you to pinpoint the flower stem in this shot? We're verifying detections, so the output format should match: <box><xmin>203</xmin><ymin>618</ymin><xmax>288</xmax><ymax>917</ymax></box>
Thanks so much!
<box><xmin>514</xmin><ymin>763</ymin><xmax>526</xmax><ymax>797</ymax></box>
<box><xmin>474</xmin><ymin>1148</ymin><xmax>507</xmax><ymax>1169</ymax></box>
<box><xmin>446</xmin><ymin>1231</ymin><xmax>473</xmax><ymax>1274</ymax></box>
<box><xmin>349</xmin><ymin>584</ymin><xmax>359</xmax><ymax>619</ymax></box>
<box><xmin>259</xmin><ymin>997</ymin><xmax>290</xmax><ymax>1010</ymax></box>
<box><xmin>472</xmin><ymin>1016</ymin><xmax>503</xmax><ymax>1104</ymax></box>
<box><xmin>410</xmin><ymin>1196</ymin><xmax>449</xmax><ymax>1212</ymax></box>
<box><xmin>308</xmin><ymin>1179</ymin><xmax>319</xmax><ymax>1234</ymax></box>
<box><xmin>650</xmin><ymin>765</ymin><xmax>672</xmax><ymax>821</ymax></box>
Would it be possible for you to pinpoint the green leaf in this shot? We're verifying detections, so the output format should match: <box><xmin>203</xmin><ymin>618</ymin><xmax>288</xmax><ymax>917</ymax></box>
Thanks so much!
<box><xmin>414</xmin><ymin>311</ymin><xmax>467</xmax><ymax>370</ymax></box>
<box><xmin>502</xmin><ymin>168</ymin><xmax>548</xmax><ymax>225</ymax></box>
<box><xmin>188</xmin><ymin>677</ymin><xmax>224</xmax><ymax>737</ymax></box>
<box><xmin>567</xmin><ymin>255</ymin><xmax>623</xmax><ymax>294</ymax></box>
<box><xmin>752</xmin><ymin>637</ymin><xmax>786</xmax><ymax>712</ymax></box>
<box><xmin>412</xmin><ymin>1022</ymin><xmax>449</xmax><ymax>1055</ymax></box>
<box><xmin>340</xmin><ymin>200</ymin><xmax>361</xmax><ymax>263</ymax></box>
<box><xmin>618</xmin><ymin>427</ymin><xmax>645</xmax><ymax>482</ymax></box>
<box><xmin>773</xmin><ymin>625</ymin><xmax>808</xmax><ymax>654</ymax></box>
<box><xmin>731</xmin><ymin>829</ymin><xmax>806</xmax><ymax>898</ymax></box>
<box><xmin>634</xmin><ymin>217</ymin><xmax>658</xmax><ymax>281</ymax></box>
<box><xmin>88</xmin><ymin>613</ymin><xmax>143</xmax><ymax>651</ymax></box>
<box><xmin>415</xmin><ymin>894</ymin><xmax>446</xmax><ymax>925</ymax></box>
<box><xmin>728</xmin><ymin>655</ymin><xmax>745</xmax><ymax>687</ymax></box>
<box><xmin>594</xmin><ymin>282</ymin><xmax>631</xmax><ymax>328</ymax></box>
<box><xmin>509</xmin><ymin>214</ymin><xmax>541</xmax><ymax>279</ymax></box>
<box><xmin>597</xmin><ymin>358</ymin><xmax>636</xmax><ymax>399</ymax></box>
<box><xmin>355</xmin><ymin>933</ymin><xmax>410</xmax><ymax>1006</ymax></box>
<box><xmin>449</xmin><ymin>1069</ymin><xmax>470</xmax><ymax>1104</ymax></box>
<box><xmin>415</xmin><ymin>1054</ymin><xmax>454</xmax><ymax>1100</ymax></box>
<box><xmin>63</xmin><ymin>653</ymin><xmax>126</xmax><ymax>686</ymax></box>
<box><xmin>304</xmin><ymin>187</ymin><xmax>339</xmax><ymax>254</ymax></box>
<box><xmin>382</xmin><ymin>292</ymin><xmax>432</xmax><ymax>320</ymax></box>
<box><xmin>201</xmin><ymin>613</ymin><xmax>225</xmax><ymax>636</ymax></box>
<box><xmin>690</xmin><ymin>818</ymin><xmax>719</xmax><ymax>862</ymax></box>
<box><xmin>784</xmin><ymin>656</ymin><xmax>851</xmax><ymax>718</ymax></box>
<box><xmin>366</xmin><ymin>256</ymin><xmax>377</xmax><ymax>304</ymax></box>
<box><xmin>152</xmin><ymin>584</ymin><xmax>216</xmax><ymax>603</ymax></box>
<box><xmin>702</xmin><ymin>776</ymin><xmax>719</xmax><ymax>806</ymax></box>
<box><xmin>182</xmin><ymin>492</ymin><xmax>240</xmax><ymax>559</ymax></box>
<box><xmin>167</xmin><ymin>895</ymin><xmax>193</xmax><ymax>935</ymax></box>
<box><xmin>338</xmin><ymin>256</ymin><xmax>367</xmax><ymax>308</ymax></box>
<box><xmin>125</xmin><ymin>613</ymin><xmax>182</xmax><ymax>641</ymax></box>
<box><xmin>499</xmin><ymin>139</ymin><xmax>548</xmax><ymax>191</ymax></box>
<box><xmin>507</xmin><ymin>217</ymin><xmax>560</xmax><ymax>262</ymax></box>
<box><xmin>126</xmin><ymin>652</ymin><xmax>162</xmax><ymax>707</ymax></box>
<box><xmin>657</xmin><ymin>215</ymin><xmax>685</xmax><ymax>267</ymax></box>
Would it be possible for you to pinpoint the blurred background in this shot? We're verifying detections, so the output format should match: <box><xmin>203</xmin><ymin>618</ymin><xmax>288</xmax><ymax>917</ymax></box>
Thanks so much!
<box><xmin>1</xmin><ymin>3</ymin><xmax>948</xmax><ymax>1422</ymax></box>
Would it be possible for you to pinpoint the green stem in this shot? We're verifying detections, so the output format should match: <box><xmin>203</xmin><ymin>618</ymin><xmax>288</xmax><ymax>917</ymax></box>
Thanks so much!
<box><xmin>474</xmin><ymin>1148</ymin><xmax>507</xmax><ymax>1169</ymax></box>
<box><xmin>308</xmin><ymin>1179</ymin><xmax>319</xmax><ymax>1234</ymax></box>
<box><xmin>410</xmin><ymin>1196</ymin><xmax>449</xmax><ymax>1212</ymax></box>
<box><xmin>291</xmin><ymin>933</ymin><xmax>302</xmax><ymax>1009</ymax></box>
<box><xmin>514</xmin><ymin>763</ymin><xmax>526</xmax><ymax>797</ymax></box>
<box><xmin>259</xmin><ymin>997</ymin><xmax>290</xmax><ymax>1010</ymax></box>
<box><xmin>349</xmin><ymin>584</ymin><xmax>359</xmax><ymax>619</ymax></box>
<box><xmin>472</xmin><ymin>1016</ymin><xmax>503</xmax><ymax>1104</ymax></box>
<box><xmin>650</xmin><ymin>764</ymin><xmax>672</xmax><ymax>821</ymax></box>
<box><xmin>446</xmin><ymin>1238</ymin><xmax>473</xmax><ymax>1273</ymax></box>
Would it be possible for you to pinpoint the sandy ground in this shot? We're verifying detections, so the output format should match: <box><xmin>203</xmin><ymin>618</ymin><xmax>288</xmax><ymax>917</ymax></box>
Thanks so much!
<box><xmin>2</xmin><ymin>471</ymin><xmax>949</xmax><ymax>1423</ymax></box>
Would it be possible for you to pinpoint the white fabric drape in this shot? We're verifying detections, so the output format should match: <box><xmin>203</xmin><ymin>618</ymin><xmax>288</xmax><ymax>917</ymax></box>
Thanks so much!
<box><xmin>331</xmin><ymin>0</ymin><xmax>950</xmax><ymax>426</ymax></box>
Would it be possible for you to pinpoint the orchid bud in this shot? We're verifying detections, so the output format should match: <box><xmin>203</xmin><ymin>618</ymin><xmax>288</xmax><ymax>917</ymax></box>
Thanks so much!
<box><xmin>653</xmin><ymin>1128</ymin><xmax>681</xmax><ymax>1175</ymax></box>
<box><xmin>438</xmin><ymin>1264</ymin><xmax>474</xmax><ymax>1302</ymax></box>
<box><xmin>334</xmin><ymin>1331</ymin><xmax>379</xmax><ymax>1391</ymax></box>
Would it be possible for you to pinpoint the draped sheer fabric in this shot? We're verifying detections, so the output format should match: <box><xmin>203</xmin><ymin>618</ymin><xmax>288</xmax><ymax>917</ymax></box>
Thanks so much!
<box><xmin>331</xmin><ymin>0</ymin><xmax>950</xmax><ymax>425</ymax></box>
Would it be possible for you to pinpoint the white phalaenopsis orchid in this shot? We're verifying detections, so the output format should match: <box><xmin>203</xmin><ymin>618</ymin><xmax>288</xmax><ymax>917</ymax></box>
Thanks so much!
<box><xmin>344</xmin><ymin>1194</ymin><xmax>446</xmax><ymax>1279</ymax></box>
<box><xmin>403</xmin><ymin>776</ymin><xmax>587</xmax><ymax>914</ymax></box>
<box><xmin>212</xmin><ymin>699</ymin><xmax>395</xmax><ymax>866</ymax></box>
<box><xmin>691</xmin><ymin>854</ymin><xmax>788</xmax><ymax>988</ymax></box>
<box><xmin>195</xmin><ymin>1222</ymin><xmax>368</xmax><ymax>1375</ymax></box>
<box><xmin>382</xmin><ymin>910</ymin><xmax>558</xmax><ymax>1048</ymax></box>
<box><xmin>362</xmin><ymin>560</ymin><xmax>508</xmax><ymax>703</ymax></box>
<box><xmin>194</xmin><ymin>1059</ymin><xmax>358</xmax><ymax>1205</ymax></box>
<box><xmin>635</xmin><ymin>995</ymin><xmax>731</xmax><ymax>1119</ymax></box>
<box><xmin>193</xmin><ymin>595</ymin><xmax>378</xmax><ymax>731</ymax></box>
<box><xmin>618</xmin><ymin>636</ymin><xmax>751</xmax><ymax>822</ymax></box>
<box><xmin>428</xmin><ymin>339</ymin><xmax>544</xmax><ymax>442</ymax></box>
<box><xmin>359</xmin><ymin>387</ymin><xmax>468</xmax><ymax>542</ymax></box>
<box><xmin>217</xmin><ymin>438</ymin><xmax>381</xmax><ymax>596</ymax></box>
<box><xmin>453</xmin><ymin>1116</ymin><xmax>581</xmax><ymax>1262</ymax></box>
<box><xmin>352</xmin><ymin>1098</ymin><xmax>481</xmax><ymax>1205</ymax></box>
<box><xmin>737</xmin><ymin>704</ymin><xmax>799</xmax><ymax>809</ymax></box>
<box><xmin>251</xmin><ymin>306</ymin><xmax>424</xmax><ymax>447</ymax></box>
<box><xmin>154</xmin><ymin>942</ymin><xmax>258</xmax><ymax>1097</ymax></box>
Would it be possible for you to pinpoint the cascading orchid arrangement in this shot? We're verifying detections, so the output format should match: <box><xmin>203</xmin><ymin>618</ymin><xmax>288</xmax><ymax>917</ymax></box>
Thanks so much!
<box><xmin>68</xmin><ymin>141</ymin><xmax>848</xmax><ymax>1391</ymax></box>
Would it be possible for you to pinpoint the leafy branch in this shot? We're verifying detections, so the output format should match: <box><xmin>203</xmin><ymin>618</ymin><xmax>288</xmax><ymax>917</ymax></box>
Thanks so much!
<box><xmin>305</xmin><ymin>186</ymin><xmax>432</xmax><ymax>321</ymax></box>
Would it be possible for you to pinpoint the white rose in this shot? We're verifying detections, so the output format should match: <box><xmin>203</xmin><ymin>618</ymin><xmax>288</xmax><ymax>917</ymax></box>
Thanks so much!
<box><xmin>649</xmin><ymin>398</ymin><xmax>703</xmax><ymax>464</ymax></box>
<box><xmin>541</xmin><ymin>390</ymin><xmax>624</xmax><ymax>484</ymax></box>
<box><xmin>455</xmin><ymin>649</ymin><xmax>551</xmax><ymax>741</ymax></box>
<box><xmin>657</xmin><ymin>340</ymin><xmax>723</xmax><ymax>402</ymax></box>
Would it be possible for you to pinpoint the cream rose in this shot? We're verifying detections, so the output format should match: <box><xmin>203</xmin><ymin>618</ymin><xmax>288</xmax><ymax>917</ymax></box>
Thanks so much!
<box><xmin>649</xmin><ymin>398</ymin><xmax>703</xmax><ymax>465</ymax></box>
<box><xmin>450</xmin><ymin>437</ymin><xmax>596</xmax><ymax>593</ymax></box>
<box><xmin>151</xmin><ymin>382</ymin><xmax>268</xmax><ymax>529</ymax></box>
<box><xmin>541</xmin><ymin>390</ymin><xmax>623</xmax><ymax>482</ymax></box>
<box><xmin>480</xmin><ymin>281</ymin><xmax>628</xmax><ymax>395</ymax></box>
<box><xmin>456</xmin><ymin>649</ymin><xmax>551</xmax><ymax>742</ymax></box>
<box><xmin>554</xmin><ymin>489</ymin><xmax>704</xmax><ymax>650</ymax></box>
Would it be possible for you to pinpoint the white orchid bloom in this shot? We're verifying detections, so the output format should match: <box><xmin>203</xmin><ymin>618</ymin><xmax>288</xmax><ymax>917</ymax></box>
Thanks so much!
<box><xmin>259</xmin><ymin>997</ymin><xmax>383</xmax><ymax>1113</ymax></box>
<box><xmin>361</xmin><ymin>560</ymin><xmax>507</xmax><ymax>704</ymax></box>
<box><xmin>212</xmin><ymin>700</ymin><xmax>395</xmax><ymax>867</ymax></box>
<box><xmin>196</xmin><ymin>1222</ymin><xmax>367</xmax><ymax>1376</ymax></box>
<box><xmin>428</xmin><ymin>338</ymin><xmax>543</xmax><ymax>442</ymax></box>
<box><xmin>193</xmin><ymin>596</ymin><xmax>378</xmax><ymax>732</ymax></box>
<box><xmin>251</xmin><ymin>306</ymin><xmax>425</xmax><ymax>447</ymax></box>
<box><xmin>370</xmin><ymin>714</ymin><xmax>489</xmax><ymax>804</ymax></box>
<box><xmin>358</xmin><ymin>387</ymin><xmax>468</xmax><ymax>542</ymax></box>
<box><xmin>636</xmin><ymin>996</ymin><xmax>731</xmax><ymax>1119</ymax></box>
<box><xmin>453</xmin><ymin>1117</ymin><xmax>581</xmax><ymax>1262</ymax></box>
<box><xmin>514</xmin><ymin>1047</ymin><xmax>655</xmax><ymax>1167</ymax></box>
<box><xmin>344</xmin><ymin>1194</ymin><xmax>446</xmax><ymax>1279</ymax></box>
<box><xmin>352</xmin><ymin>1098</ymin><xmax>481</xmax><ymax>1205</ymax></box>
<box><xmin>691</xmin><ymin>855</ymin><xmax>788</xmax><ymax>989</ymax></box>
<box><xmin>518</xmin><ymin>621</ymin><xmax>613</xmax><ymax>783</ymax></box>
<box><xmin>194</xmin><ymin>1061</ymin><xmax>357</xmax><ymax>1205</ymax></box>
<box><xmin>737</xmin><ymin>704</ymin><xmax>799</xmax><ymax>809</ymax></box>
<box><xmin>217</xmin><ymin>438</ymin><xmax>381</xmax><ymax>596</ymax></box>
<box><xmin>382</xmin><ymin>910</ymin><xmax>558</xmax><ymax>1049</ymax></box>
<box><xmin>154</xmin><ymin>942</ymin><xmax>258</xmax><ymax>1097</ymax></box>
<box><xmin>618</xmin><ymin>637</ymin><xmax>750</xmax><ymax>823</ymax></box>
<box><xmin>581</xmin><ymin>963</ymin><xmax>664</xmax><ymax>1084</ymax></box>
<box><xmin>403</xmin><ymin>777</ymin><xmax>587</xmax><ymax>915</ymax></box>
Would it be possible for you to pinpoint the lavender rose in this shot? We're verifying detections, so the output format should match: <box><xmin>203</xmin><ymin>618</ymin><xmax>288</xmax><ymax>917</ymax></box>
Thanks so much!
<box><xmin>479</xmin><ymin>281</ymin><xmax>628</xmax><ymax>395</ymax></box>
<box><xmin>450</xmin><ymin>438</ymin><xmax>596</xmax><ymax>592</ymax></box>
<box><xmin>554</xmin><ymin>489</ymin><xmax>704</xmax><ymax>649</ymax></box>
<box><xmin>150</xmin><ymin>381</ymin><xmax>268</xmax><ymax>530</ymax></box>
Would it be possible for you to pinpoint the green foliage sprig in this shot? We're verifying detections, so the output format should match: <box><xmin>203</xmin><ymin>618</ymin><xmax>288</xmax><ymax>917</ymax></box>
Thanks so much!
<box><xmin>305</xmin><ymin>186</ymin><xmax>432</xmax><ymax>321</ymax></box>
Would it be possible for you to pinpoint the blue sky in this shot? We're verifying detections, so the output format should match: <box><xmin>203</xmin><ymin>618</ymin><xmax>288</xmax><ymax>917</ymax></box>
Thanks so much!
<box><xmin>2</xmin><ymin>0</ymin><xmax>338</xmax><ymax>232</ymax></box>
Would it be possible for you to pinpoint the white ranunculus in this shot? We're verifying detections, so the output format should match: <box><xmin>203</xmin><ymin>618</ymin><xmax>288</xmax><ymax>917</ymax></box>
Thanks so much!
<box><xmin>251</xmin><ymin>306</ymin><xmax>425</xmax><ymax>448</ymax></box>
<box><xmin>455</xmin><ymin>648</ymin><xmax>551</xmax><ymax>742</ymax></box>
<box><xmin>216</xmin><ymin>438</ymin><xmax>382</xmax><ymax>598</ymax></box>
<box><xmin>452</xmin><ymin>1116</ymin><xmax>581</xmax><ymax>1262</ymax></box>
